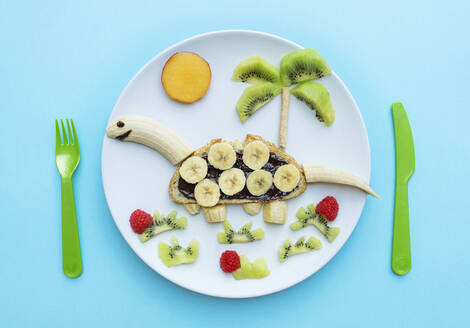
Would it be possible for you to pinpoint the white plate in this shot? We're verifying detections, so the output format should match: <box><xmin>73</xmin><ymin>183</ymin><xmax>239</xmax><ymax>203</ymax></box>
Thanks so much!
<box><xmin>102</xmin><ymin>30</ymin><xmax>370</xmax><ymax>298</ymax></box>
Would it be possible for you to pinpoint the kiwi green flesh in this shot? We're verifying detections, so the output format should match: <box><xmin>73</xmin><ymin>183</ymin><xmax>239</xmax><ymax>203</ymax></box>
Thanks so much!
<box><xmin>217</xmin><ymin>228</ymin><xmax>264</xmax><ymax>244</ymax></box>
<box><xmin>236</xmin><ymin>83</ymin><xmax>282</xmax><ymax>123</ymax></box>
<box><xmin>158</xmin><ymin>239</ymin><xmax>199</xmax><ymax>267</ymax></box>
<box><xmin>279</xmin><ymin>237</ymin><xmax>321</xmax><ymax>262</ymax></box>
<box><xmin>291</xmin><ymin>81</ymin><xmax>335</xmax><ymax>126</ymax></box>
<box><xmin>232</xmin><ymin>255</ymin><xmax>269</xmax><ymax>280</ymax></box>
<box><xmin>306</xmin><ymin>237</ymin><xmax>323</xmax><ymax>250</ymax></box>
<box><xmin>218</xmin><ymin>220</ymin><xmax>264</xmax><ymax>244</ymax></box>
<box><xmin>139</xmin><ymin>224</ymin><xmax>171</xmax><ymax>242</ymax></box>
<box><xmin>312</xmin><ymin>216</ymin><xmax>340</xmax><ymax>242</ymax></box>
<box><xmin>290</xmin><ymin>206</ymin><xmax>315</xmax><ymax>231</ymax></box>
<box><xmin>290</xmin><ymin>217</ymin><xmax>314</xmax><ymax>231</ymax></box>
<box><xmin>280</xmin><ymin>48</ymin><xmax>331</xmax><ymax>86</ymax></box>
<box><xmin>251</xmin><ymin>258</ymin><xmax>270</xmax><ymax>279</ymax></box>
<box><xmin>291</xmin><ymin>205</ymin><xmax>339</xmax><ymax>242</ymax></box>
<box><xmin>139</xmin><ymin>213</ymin><xmax>187</xmax><ymax>243</ymax></box>
<box><xmin>232</xmin><ymin>56</ymin><xmax>280</xmax><ymax>84</ymax></box>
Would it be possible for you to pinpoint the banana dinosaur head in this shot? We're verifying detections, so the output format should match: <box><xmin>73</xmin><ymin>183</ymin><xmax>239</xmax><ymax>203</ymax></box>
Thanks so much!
<box><xmin>106</xmin><ymin>117</ymin><xmax>133</xmax><ymax>140</ymax></box>
<box><xmin>105</xmin><ymin>115</ymin><xmax>194</xmax><ymax>165</ymax></box>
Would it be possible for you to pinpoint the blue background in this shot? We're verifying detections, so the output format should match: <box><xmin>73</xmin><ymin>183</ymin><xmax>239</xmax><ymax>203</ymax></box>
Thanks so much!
<box><xmin>1</xmin><ymin>0</ymin><xmax>469</xmax><ymax>326</ymax></box>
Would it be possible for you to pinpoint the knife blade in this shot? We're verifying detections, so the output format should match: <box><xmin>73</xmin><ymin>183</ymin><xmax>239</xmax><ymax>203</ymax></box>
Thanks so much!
<box><xmin>391</xmin><ymin>102</ymin><xmax>415</xmax><ymax>275</ymax></box>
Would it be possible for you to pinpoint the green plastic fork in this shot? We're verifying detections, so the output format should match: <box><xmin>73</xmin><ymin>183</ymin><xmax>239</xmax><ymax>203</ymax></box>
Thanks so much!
<box><xmin>55</xmin><ymin>119</ymin><xmax>82</xmax><ymax>278</ymax></box>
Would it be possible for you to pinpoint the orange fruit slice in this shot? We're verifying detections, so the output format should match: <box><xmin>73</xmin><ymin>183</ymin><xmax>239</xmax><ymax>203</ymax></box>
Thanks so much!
<box><xmin>161</xmin><ymin>52</ymin><xmax>211</xmax><ymax>103</ymax></box>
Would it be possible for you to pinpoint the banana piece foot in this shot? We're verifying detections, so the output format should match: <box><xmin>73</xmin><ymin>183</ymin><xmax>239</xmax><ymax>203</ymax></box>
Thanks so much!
<box><xmin>202</xmin><ymin>204</ymin><xmax>226</xmax><ymax>223</ymax></box>
<box><xmin>183</xmin><ymin>204</ymin><xmax>200</xmax><ymax>216</ymax></box>
<box><xmin>242</xmin><ymin>203</ymin><xmax>262</xmax><ymax>216</ymax></box>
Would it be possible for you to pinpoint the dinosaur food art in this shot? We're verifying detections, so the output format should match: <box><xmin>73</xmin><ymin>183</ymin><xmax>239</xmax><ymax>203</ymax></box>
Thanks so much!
<box><xmin>106</xmin><ymin>115</ymin><xmax>378</xmax><ymax>224</ymax></box>
<box><xmin>106</xmin><ymin>47</ymin><xmax>380</xmax><ymax>278</ymax></box>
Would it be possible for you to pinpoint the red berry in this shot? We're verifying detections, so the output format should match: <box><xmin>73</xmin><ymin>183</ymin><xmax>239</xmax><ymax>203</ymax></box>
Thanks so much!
<box><xmin>220</xmin><ymin>250</ymin><xmax>241</xmax><ymax>273</ymax></box>
<box><xmin>316</xmin><ymin>196</ymin><xmax>339</xmax><ymax>221</ymax></box>
<box><xmin>129</xmin><ymin>209</ymin><xmax>153</xmax><ymax>234</ymax></box>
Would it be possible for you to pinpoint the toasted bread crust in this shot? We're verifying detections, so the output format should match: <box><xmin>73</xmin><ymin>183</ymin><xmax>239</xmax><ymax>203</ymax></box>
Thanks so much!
<box><xmin>169</xmin><ymin>135</ymin><xmax>306</xmax><ymax>204</ymax></box>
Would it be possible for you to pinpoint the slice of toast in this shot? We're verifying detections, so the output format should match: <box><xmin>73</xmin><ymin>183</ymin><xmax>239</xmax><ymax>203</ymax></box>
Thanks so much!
<box><xmin>169</xmin><ymin>134</ymin><xmax>306</xmax><ymax>204</ymax></box>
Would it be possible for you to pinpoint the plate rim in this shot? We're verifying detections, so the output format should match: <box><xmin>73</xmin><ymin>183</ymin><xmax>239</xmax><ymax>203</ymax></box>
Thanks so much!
<box><xmin>101</xmin><ymin>29</ymin><xmax>371</xmax><ymax>298</ymax></box>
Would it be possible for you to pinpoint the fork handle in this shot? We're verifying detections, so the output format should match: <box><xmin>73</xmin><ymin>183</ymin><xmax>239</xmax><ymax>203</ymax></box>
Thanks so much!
<box><xmin>61</xmin><ymin>177</ymin><xmax>82</xmax><ymax>278</ymax></box>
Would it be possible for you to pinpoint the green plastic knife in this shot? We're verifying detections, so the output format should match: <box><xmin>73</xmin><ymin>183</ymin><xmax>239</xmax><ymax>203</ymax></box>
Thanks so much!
<box><xmin>391</xmin><ymin>102</ymin><xmax>415</xmax><ymax>275</ymax></box>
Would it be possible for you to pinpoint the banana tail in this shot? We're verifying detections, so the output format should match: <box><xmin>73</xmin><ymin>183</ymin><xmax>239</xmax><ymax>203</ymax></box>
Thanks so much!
<box><xmin>302</xmin><ymin>163</ymin><xmax>380</xmax><ymax>199</ymax></box>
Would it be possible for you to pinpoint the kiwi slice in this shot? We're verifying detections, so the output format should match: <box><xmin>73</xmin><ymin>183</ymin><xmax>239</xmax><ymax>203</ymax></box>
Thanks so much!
<box><xmin>139</xmin><ymin>210</ymin><xmax>187</xmax><ymax>242</ymax></box>
<box><xmin>280</xmin><ymin>48</ymin><xmax>331</xmax><ymax>86</ymax></box>
<box><xmin>278</xmin><ymin>236</ymin><xmax>322</xmax><ymax>262</ymax></box>
<box><xmin>290</xmin><ymin>203</ymin><xmax>340</xmax><ymax>242</ymax></box>
<box><xmin>158</xmin><ymin>236</ymin><xmax>199</xmax><ymax>267</ymax></box>
<box><xmin>291</xmin><ymin>81</ymin><xmax>335</xmax><ymax>126</ymax></box>
<box><xmin>236</xmin><ymin>82</ymin><xmax>282</xmax><ymax>123</ymax></box>
<box><xmin>232</xmin><ymin>255</ymin><xmax>270</xmax><ymax>280</ymax></box>
<box><xmin>217</xmin><ymin>220</ymin><xmax>264</xmax><ymax>244</ymax></box>
<box><xmin>313</xmin><ymin>215</ymin><xmax>340</xmax><ymax>242</ymax></box>
<box><xmin>290</xmin><ymin>204</ymin><xmax>316</xmax><ymax>230</ymax></box>
<box><xmin>232</xmin><ymin>56</ymin><xmax>280</xmax><ymax>84</ymax></box>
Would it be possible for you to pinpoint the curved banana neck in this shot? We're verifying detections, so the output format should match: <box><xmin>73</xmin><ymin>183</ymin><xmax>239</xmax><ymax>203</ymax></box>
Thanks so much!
<box><xmin>106</xmin><ymin>115</ymin><xmax>194</xmax><ymax>165</ymax></box>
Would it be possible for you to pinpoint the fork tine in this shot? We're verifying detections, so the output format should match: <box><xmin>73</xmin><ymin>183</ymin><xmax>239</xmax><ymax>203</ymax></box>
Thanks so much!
<box><xmin>61</xmin><ymin>119</ymin><xmax>68</xmax><ymax>144</ymax></box>
<box><xmin>55</xmin><ymin>119</ymin><xmax>62</xmax><ymax>145</ymax></box>
<box><xmin>66</xmin><ymin>119</ymin><xmax>73</xmax><ymax>144</ymax></box>
<box><xmin>71</xmin><ymin>119</ymin><xmax>79</xmax><ymax>147</ymax></box>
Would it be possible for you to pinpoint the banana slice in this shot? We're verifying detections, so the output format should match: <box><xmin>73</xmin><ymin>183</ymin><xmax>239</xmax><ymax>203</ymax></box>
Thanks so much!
<box><xmin>194</xmin><ymin>179</ymin><xmax>220</xmax><ymax>207</ymax></box>
<box><xmin>218</xmin><ymin>168</ymin><xmax>246</xmax><ymax>196</ymax></box>
<box><xmin>264</xmin><ymin>200</ymin><xmax>288</xmax><ymax>224</ymax></box>
<box><xmin>242</xmin><ymin>203</ymin><xmax>262</xmax><ymax>216</ymax></box>
<box><xmin>106</xmin><ymin>115</ymin><xmax>194</xmax><ymax>165</ymax></box>
<box><xmin>242</xmin><ymin>141</ymin><xmax>270</xmax><ymax>170</ymax></box>
<box><xmin>273</xmin><ymin>164</ymin><xmax>300</xmax><ymax>192</ymax></box>
<box><xmin>302</xmin><ymin>163</ymin><xmax>380</xmax><ymax>199</ymax></box>
<box><xmin>183</xmin><ymin>204</ymin><xmax>200</xmax><ymax>215</ymax></box>
<box><xmin>246</xmin><ymin>169</ymin><xmax>273</xmax><ymax>196</ymax></box>
<box><xmin>232</xmin><ymin>139</ymin><xmax>244</xmax><ymax>152</ymax></box>
<box><xmin>179</xmin><ymin>156</ymin><xmax>208</xmax><ymax>184</ymax></box>
<box><xmin>207</xmin><ymin>143</ymin><xmax>236</xmax><ymax>170</ymax></box>
<box><xmin>202</xmin><ymin>204</ymin><xmax>226</xmax><ymax>223</ymax></box>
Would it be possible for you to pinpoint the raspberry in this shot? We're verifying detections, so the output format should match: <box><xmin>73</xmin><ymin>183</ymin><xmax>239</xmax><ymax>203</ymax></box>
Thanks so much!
<box><xmin>316</xmin><ymin>196</ymin><xmax>339</xmax><ymax>221</ymax></box>
<box><xmin>220</xmin><ymin>250</ymin><xmax>241</xmax><ymax>273</ymax></box>
<box><xmin>129</xmin><ymin>209</ymin><xmax>153</xmax><ymax>234</ymax></box>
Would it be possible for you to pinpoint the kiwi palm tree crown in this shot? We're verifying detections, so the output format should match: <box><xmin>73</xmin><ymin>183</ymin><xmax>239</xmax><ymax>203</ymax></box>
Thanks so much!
<box><xmin>232</xmin><ymin>48</ymin><xmax>336</xmax><ymax>148</ymax></box>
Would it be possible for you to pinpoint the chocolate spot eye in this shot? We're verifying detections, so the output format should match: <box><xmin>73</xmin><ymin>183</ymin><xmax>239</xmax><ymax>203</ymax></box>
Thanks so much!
<box><xmin>117</xmin><ymin>121</ymin><xmax>124</xmax><ymax>128</ymax></box>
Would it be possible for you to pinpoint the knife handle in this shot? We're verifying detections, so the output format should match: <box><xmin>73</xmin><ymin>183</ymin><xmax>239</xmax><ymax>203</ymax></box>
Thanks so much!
<box><xmin>392</xmin><ymin>181</ymin><xmax>411</xmax><ymax>275</ymax></box>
